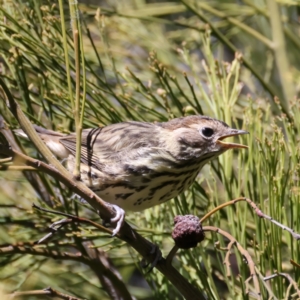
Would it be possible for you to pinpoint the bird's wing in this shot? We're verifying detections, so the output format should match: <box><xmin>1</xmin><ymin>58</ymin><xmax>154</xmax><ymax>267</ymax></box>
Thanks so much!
<box><xmin>59</xmin><ymin>122</ymin><xmax>162</xmax><ymax>168</ymax></box>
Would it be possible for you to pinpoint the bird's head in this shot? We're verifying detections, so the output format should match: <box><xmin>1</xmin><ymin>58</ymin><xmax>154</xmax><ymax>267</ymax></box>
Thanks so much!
<box><xmin>161</xmin><ymin>115</ymin><xmax>248</xmax><ymax>160</ymax></box>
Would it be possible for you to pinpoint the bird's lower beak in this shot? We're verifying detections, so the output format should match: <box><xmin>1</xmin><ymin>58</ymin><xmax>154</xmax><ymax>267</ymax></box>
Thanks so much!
<box><xmin>216</xmin><ymin>129</ymin><xmax>249</xmax><ymax>149</ymax></box>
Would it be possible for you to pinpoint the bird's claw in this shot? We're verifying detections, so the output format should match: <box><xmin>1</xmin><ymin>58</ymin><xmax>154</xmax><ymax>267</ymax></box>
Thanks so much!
<box><xmin>107</xmin><ymin>204</ymin><xmax>125</xmax><ymax>236</ymax></box>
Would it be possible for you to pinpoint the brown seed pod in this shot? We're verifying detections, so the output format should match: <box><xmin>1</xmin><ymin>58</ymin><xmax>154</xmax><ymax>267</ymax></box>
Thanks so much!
<box><xmin>172</xmin><ymin>215</ymin><xmax>205</xmax><ymax>249</ymax></box>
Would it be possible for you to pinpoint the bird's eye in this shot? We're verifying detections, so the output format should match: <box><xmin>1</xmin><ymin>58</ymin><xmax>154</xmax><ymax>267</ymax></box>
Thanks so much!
<box><xmin>201</xmin><ymin>127</ymin><xmax>214</xmax><ymax>138</ymax></box>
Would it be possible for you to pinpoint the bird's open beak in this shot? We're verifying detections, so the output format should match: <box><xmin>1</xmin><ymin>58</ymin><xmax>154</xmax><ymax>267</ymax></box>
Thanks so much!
<box><xmin>216</xmin><ymin>129</ymin><xmax>249</xmax><ymax>149</ymax></box>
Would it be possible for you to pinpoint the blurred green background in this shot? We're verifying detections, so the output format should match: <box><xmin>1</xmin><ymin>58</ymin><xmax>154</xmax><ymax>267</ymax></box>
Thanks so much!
<box><xmin>0</xmin><ymin>0</ymin><xmax>299</xmax><ymax>299</ymax></box>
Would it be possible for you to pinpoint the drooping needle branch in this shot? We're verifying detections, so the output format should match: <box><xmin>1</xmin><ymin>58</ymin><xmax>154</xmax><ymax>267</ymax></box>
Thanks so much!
<box><xmin>6</xmin><ymin>286</ymin><xmax>84</xmax><ymax>300</ymax></box>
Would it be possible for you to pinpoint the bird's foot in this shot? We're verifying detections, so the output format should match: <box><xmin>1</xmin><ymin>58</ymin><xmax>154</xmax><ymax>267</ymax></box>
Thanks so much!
<box><xmin>141</xmin><ymin>244</ymin><xmax>162</xmax><ymax>272</ymax></box>
<box><xmin>110</xmin><ymin>204</ymin><xmax>125</xmax><ymax>236</ymax></box>
<box><xmin>101</xmin><ymin>204</ymin><xmax>125</xmax><ymax>236</ymax></box>
<box><xmin>72</xmin><ymin>194</ymin><xmax>125</xmax><ymax>236</ymax></box>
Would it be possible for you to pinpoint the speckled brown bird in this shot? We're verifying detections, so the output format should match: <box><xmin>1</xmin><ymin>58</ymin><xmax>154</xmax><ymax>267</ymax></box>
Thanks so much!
<box><xmin>17</xmin><ymin>115</ymin><xmax>248</xmax><ymax>212</ymax></box>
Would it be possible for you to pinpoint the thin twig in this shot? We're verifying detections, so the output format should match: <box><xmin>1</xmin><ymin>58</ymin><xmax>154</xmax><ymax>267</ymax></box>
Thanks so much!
<box><xmin>0</xmin><ymin>165</ymin><xmax>37</xmax><ymax>171</ymax></box>
<box><xmin>200</xmin><ymin>197</ymin><xmax>300</xmax><ymax>240</ymax></box>
<box><xmin>244</xmin><ymin>198</ymin><xmax>300</xmax><ymax>240</ymax></box>
<box><xmin>6</xmin><ymin>286</ymin><xmax>85</xmax><ymax>300</ymax></box>
<box><xmin>32</xmin><ymin>203</ymin><xmax>111</xmax><ymax>235</ymax></box>
<box><xmin>264</xmin><ymin>272</ymin><xmax>300</xmax><ymax>298</ymax></box>
<box><xmin>35</xmin><ymin>218</ymin><xmax>73</xmax><ymax>245</ymax></box>
<box><xmin>166</xmin><ymin>245</ymin><xmax>179</xmax><ymax>265</ymax></box>
<box><xmin>204</xmin><ymin>226</ymin><xmax>261</xmax><ymax>299</ymax></box>
<box><xmin>0</xmin><ymin>243</ymin><xmax>91</xmax><ymax>262</ymax></box>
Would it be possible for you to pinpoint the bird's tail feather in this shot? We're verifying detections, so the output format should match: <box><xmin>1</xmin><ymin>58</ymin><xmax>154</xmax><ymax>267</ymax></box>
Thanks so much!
<box><xmin>14</xmin><ymin>126</ymin><xmax>70</xmax><ymax>158</ymax></box>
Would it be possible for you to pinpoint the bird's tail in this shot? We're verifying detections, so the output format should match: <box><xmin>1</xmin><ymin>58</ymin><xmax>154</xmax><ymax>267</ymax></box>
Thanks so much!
<box><xmin>14</xmin><ymin>126</ymin><xmax>70</xmax><ymax>158</ymax></box>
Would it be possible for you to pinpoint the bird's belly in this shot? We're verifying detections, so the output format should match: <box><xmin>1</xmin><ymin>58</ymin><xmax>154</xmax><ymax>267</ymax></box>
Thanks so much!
<box><xmin>75</xmin><ymin>154</ymin><xmax>206</xmax><ymax>211</ymax></box>
<box><xmin>92</xmin><ymin>170</ymin><xmax>200</xmax><ymax>211</ymax></box>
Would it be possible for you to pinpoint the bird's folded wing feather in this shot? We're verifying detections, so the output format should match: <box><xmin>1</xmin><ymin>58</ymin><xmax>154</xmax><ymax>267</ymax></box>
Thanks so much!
<box><xmin>59</xmin><ymin>122</ymin><xmax>164</xmax><ymax>168</ymax></box>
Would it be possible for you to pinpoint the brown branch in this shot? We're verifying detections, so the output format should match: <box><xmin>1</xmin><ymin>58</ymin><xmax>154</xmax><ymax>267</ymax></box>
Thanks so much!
<box><xmin>19</xmin><ymin>204</ymin><xmax>134</xmax><ymax>299</ymax></box>
<box><xmin>0</xmin><ymin>78</ymin><xmax>205</xmax><ymax>299</ymax></box>
<box><xmin>0</xmin><ymin>143</ymin><xmax>204</xmax><ymax>299</ymax></box>
<box><xmin>0</xmin><ymin>240</ymin><xmax>133</xmax><ymax>300</ymax></box>
<box><xmin>83</xmin><ymin>243</ymin><xmax>133</xmax><ymax>300</ymax></box>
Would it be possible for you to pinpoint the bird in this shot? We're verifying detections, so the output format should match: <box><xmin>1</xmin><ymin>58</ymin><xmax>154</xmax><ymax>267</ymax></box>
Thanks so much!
<box><xmin>15</xmin><ymin>115</ymin><xmax>248</xmax><ymax>213</ymax></box>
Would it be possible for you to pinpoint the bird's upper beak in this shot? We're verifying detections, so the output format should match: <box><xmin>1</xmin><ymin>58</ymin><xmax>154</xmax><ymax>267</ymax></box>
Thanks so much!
<box><xmin>216</xmin><ymin>129</ymin><xmax>249</xmax><ymax>149</ymax></box>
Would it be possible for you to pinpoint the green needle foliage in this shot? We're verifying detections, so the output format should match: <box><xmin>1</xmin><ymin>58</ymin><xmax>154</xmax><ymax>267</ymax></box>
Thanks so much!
<box><xmin>0</xmin><ymin>0</ymin><xmax>299</xmax><ymax>299</ymax></box>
